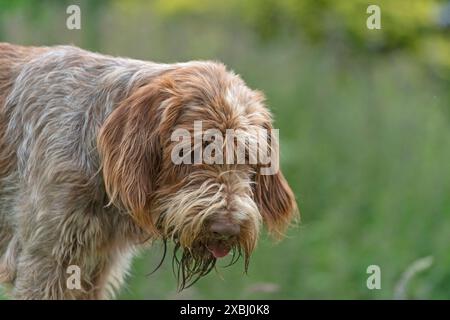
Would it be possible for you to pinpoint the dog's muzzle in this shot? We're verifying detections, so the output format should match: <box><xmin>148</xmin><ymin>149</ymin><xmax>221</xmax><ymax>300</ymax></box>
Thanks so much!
<box><xmin>206</xmin><ymin>219</ymin><xmax>240</xmax><ymax>258</ymax></box>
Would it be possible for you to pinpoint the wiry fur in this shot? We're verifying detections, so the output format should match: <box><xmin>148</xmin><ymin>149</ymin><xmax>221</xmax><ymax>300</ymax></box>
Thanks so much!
<box><xmin>0</xmin><ymin>43</ymin><xmax>298</xmax><ymax>299</ymax></box>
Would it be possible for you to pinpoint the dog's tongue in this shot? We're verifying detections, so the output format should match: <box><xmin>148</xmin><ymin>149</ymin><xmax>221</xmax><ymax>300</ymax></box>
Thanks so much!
<box><xmin>207</xmin><ymin>243</ymin><xmax>231</xmax><ymax>258</ymax></box>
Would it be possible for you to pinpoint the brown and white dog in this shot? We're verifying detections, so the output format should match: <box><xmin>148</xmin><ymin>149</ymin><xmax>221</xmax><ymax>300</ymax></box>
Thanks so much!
<box><xmin>0</xmin><ymin>43</ymin><xmax>297</xmax><ymax>299</ymax></box>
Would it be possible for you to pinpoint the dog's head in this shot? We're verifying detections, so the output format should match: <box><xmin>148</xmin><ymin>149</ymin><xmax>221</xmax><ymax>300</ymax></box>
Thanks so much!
<box><xmin>98</xmin><ymin>62</ymin><xmax>298</xmax><ymax>288</ymax></box>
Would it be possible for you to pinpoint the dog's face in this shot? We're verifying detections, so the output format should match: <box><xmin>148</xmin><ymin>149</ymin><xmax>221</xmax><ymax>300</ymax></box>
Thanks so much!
<box><xmin>98</xmin><ymin>62</ymin><xmax>297</xmax><ymax>288</ymax></box>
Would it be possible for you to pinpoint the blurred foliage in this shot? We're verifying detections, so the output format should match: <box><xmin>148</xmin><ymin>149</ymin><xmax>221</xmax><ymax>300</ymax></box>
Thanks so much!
<box><xmin>0</xmin><ymin>0</ymin><xmax>450</xmax><ymax>299</ymax></box>
<box><xmin>2</xmin><ymin>0</ymin><xmax>449</xmax><ymax>72</ymax></box>
<box><xmin>150</xmin><ymin>0</ymin><xmax>450</xmax><ymax>76</ymax></box>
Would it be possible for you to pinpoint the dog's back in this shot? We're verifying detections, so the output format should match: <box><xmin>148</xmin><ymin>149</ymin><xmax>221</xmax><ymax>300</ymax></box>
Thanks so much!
<box><xmin>0</xmin><ymin>43</ymin><xmax>50</xmax><ymax>173</ymax></box>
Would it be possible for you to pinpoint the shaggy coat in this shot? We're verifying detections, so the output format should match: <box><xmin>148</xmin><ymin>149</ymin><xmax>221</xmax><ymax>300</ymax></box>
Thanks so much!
<box><xmin>0</xmin><ymin>43</ymin><xmax>297</xmax><ymax>299</ymax></box>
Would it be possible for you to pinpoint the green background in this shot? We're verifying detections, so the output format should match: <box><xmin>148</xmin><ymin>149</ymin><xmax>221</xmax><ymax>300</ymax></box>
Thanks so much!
<box><xmin>1</xmin><ymin>0</ymin><xmax>450</xmax><ymax>299</ymax></box>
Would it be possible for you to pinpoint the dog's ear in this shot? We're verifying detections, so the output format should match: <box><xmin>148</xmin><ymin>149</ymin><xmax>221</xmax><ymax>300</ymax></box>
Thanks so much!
<box><xmin>97</xmin><ymin>76</ymin><xmax>180</xmax><ymax>233</ymax></box>
<box><xmin>252</xmin><ymin>108</ymin><xmax>298</xmax><ymax>239</ymax></box>
<box><xmin>255</xmin><ymin>169</ymin><xmax>298</xmax><ymax>239</ymax></box>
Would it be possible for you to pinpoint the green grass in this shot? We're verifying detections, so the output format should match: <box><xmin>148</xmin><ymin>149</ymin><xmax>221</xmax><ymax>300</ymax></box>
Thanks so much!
<box><xmin>1</xmin><ymin>1</ymin><xmax>450</xmax><ymax>299</ymax></box>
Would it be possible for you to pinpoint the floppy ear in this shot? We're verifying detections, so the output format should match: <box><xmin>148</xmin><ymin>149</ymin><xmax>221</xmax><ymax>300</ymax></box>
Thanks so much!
<box><xmin>97</xmin><ymin>78</ymin><xmax>177</xmax><ymax>233</ymax></box>
<box><xmin>252</xmin><ymin>114</ymin><xmax>298</xmax><ymax>239</ymax></box>
<box><xmin>255</xmin><ymin>169</ymin><xmax>298</xmax><ymax>239</ymax></box>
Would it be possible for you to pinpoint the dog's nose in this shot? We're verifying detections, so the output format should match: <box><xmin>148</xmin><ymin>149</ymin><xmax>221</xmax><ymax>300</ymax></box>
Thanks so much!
<box><xmin>210</xmin><ymin>221</ymin><xmax>240</xmax><ymax>238</ymax></box>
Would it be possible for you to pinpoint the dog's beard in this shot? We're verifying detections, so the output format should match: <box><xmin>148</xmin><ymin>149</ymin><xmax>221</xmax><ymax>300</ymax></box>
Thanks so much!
<box><xmin>170</xmin><ymin>236</ymin><xmax>247</xmax><ymax>290</ymax></box>
<box><xmin>150</xmin><ymin>176</ymin><xmax>261</xmax><ymax>290</ymax></box>
<box><xmin>155</xmin><ymin>218</ymin><xmax>256</xmax><ymax>290</ymax></box>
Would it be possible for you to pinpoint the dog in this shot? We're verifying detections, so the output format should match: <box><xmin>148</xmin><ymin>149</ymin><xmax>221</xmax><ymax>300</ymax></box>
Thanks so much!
<box><xmin>0</xmin><ymin>43</ymin><xmax>298</xmax><ymax>299</ymax></box>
